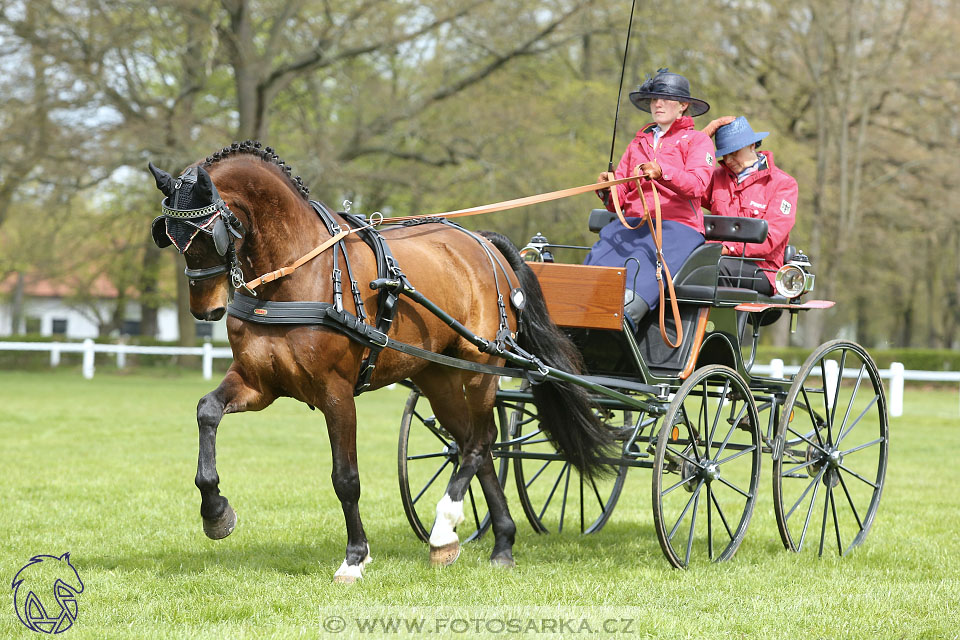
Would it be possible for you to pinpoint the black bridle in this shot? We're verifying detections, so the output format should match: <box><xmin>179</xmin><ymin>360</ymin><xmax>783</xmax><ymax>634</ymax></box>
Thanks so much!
<box><xmin>151</xmin><ymin>166</ymin><xmax>250</xmax><ymax>292</ymax></box>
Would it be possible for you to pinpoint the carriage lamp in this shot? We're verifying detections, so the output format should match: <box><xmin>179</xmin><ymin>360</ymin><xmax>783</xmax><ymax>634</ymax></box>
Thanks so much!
<box><xmin>774</xmin><ymin>251</ymin><xmax>815</xmax><ymax>299</ymax></box>
<box><xmin>520</xmin><ymin>232</ymin><xmax>554</xmax><ymax>263</ymax></box>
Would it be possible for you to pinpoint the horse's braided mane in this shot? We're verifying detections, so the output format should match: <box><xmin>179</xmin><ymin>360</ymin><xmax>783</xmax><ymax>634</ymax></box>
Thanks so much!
<box><xmin>201</xmin><ymin>140</ymin><xmax>311</xmax><ymax>201</ymax></box>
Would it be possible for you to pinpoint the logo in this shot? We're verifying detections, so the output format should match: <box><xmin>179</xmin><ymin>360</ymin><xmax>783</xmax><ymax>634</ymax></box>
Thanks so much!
<box><xmin>11</xmin><ymin>553</ymin><xmax>83</xmax><ymax>634</ymax></box>
<box><xmin>706</xmin><ymin>153</ymin><xmax>714</xmax><ymax>166</ymax></box>
<box><xmin>254</xmin><ymin>308</ymin><xmax>268</xmax><ymax>316</ymax></box>
<box><xmin>780</xmin><ymin>199</ymin><xmax>792</xmax><ymax>215</ymax></box>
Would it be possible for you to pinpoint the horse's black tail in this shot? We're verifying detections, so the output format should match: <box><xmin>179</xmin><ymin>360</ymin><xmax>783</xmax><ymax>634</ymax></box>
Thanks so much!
<box><xmin>479</xmin><ymin>231</ymin><xmax>614</xmax><ymax>478</ymax></box>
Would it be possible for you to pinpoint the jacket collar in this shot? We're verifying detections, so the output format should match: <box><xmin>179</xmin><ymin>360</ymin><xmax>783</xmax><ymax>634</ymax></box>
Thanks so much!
<box><xmin>725</xmin><ymin>150</ymin><xmax>777</xmax><ymax>189</ymax></box>
<box><xmin>639</xmin><ymin>115</ymin><xmax>695</xmax><ymax>138</ymax></box>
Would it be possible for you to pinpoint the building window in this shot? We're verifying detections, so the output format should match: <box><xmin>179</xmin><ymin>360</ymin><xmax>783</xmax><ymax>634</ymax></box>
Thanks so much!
<box><xmin>51</xmin><ymin>318</ymin><xmax>68</xmax><ymax>335</ymax></box>
<box><xmin>195</xmin><ymin>322</ymin><xmax>214</xmax><ymax>339</ymax></box>
<box><xmin>122</xmin><ymin>320</ymin><xmax>141</xmax><ymax>336</ymax></box>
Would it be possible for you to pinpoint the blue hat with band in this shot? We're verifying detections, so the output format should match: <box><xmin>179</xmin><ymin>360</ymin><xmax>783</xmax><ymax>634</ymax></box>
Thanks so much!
<box><xmin>714</xmin><ymin>116</ymin><xmax>769</xmax><ymax>157</ymax></box>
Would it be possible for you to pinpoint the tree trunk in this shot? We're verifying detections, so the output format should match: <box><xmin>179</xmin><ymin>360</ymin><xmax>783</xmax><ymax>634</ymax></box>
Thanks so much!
<box><xmin>140</xmin><ymin>238</ymin><xmax>162</xmax><ymax>339</ymax></box>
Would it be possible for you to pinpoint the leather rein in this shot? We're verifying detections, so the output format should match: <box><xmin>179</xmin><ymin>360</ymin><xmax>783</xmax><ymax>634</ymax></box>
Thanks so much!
<box><xmin>239</xmin><ymin>173</ymin><xmax>684</xmax><ymax>348</ymax></box>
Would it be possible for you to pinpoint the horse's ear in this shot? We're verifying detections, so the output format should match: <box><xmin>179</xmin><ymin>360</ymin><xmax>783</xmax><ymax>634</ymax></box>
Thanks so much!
<box><xmin>196</xmin><ymin>166</ymin><xmax>217</xmax><ymax>203</ymax></box>
<box><xmin>148</xmin><ymin>163</ymin><xmax>176</xmax><ymax>198</ymax></box>
<box><xmin>59</xmin><ymin>552</ymin><xmax>71</xmax><ymax>562</ymax></box>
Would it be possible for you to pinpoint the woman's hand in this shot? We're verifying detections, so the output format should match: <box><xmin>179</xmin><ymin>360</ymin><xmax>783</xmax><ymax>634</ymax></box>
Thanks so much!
<box><xmin>701</xmin><ymin>115</ymin><xmax>736</xmax><ymax>138</ymax></box>
<box><xmin>638</xmin><ymin>161</ymin><xmax>662</xmax><ymax>180</ymax></box>
<box><xmin>597</xmin><ymin>171</ymin><xmax>615</xmax><ymax>184</ymax></box>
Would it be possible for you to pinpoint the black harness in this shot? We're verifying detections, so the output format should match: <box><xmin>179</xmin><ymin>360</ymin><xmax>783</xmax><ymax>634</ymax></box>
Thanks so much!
<box><xmin>227</xmin><ymin>207</ymin><xmax>524</xmax><ymax>395</ymax></box>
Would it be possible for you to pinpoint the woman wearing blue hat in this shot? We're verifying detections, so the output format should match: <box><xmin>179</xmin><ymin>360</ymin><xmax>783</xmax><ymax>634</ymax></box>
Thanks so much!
<box><xmin>586</xmin><ymin>69</ymin><xmax>716</xmax><ymax>324</ymax></box>
<box><xmin>704</xmin><ymin>116</ymin><xmax>798</xmax><ymax>295</ymax></box>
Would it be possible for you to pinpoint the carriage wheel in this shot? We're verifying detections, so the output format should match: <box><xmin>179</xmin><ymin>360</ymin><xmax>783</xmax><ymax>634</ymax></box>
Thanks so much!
<box><xmin>652</xmin><ymin>365</ymin><xmax>761</xmax><ymax>569</ymax></box>
<box><xmin>772</xmin><ymin>340</ymin><xmax>888</xmax><ymax>556</ymax></box>
<box><xmin>510</xmin><ymin>384</ymin><xmax>628</xmax><ymax>535</ymax></box>
<box><xmin>398</xmin><ymin>385</ymin><xmax>508</xmax><ymax>544</ymax></box>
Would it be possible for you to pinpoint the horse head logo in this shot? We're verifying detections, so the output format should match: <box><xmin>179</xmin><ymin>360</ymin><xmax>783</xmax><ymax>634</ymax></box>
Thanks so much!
<box><xmin>11</xmin><ymin>553</ymin><xmax>84</xmax><ymax>634</ymax></box>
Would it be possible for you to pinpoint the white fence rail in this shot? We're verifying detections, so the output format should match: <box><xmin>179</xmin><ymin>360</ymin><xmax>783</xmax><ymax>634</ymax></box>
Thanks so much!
<box><xmin>0</xmin><ymin>340</ymin><xmax>232</xmax><ymax>380</ymax></box>
<box><xmin>2</xmin><ymin>342</ymin><xmax>959</xmax><ymax>416</ymax></box>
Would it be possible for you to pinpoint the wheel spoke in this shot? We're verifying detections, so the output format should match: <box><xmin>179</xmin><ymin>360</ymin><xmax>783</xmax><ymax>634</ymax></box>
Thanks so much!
<box><xmin>665</xmin><ymin>444</ymin><xmax>700</xmax><ymax>467</ymax></box>
<box><xmin>829</xmin><ymin>350</ymin><xmax>848</xmax><ymax>430</ymax></box>
<box><xmin>421</xmin><ymin>419</ymin><xmax>452</xmax><ymax>447</ymax></box>
<box><xmin>799</xmin><ymin>387</ymin><xmax>826</xmax><ymax>448</ymax></box>
<box><xmin>524</xmin><ymin>459</ymin><xmax>552</xmax><ymax>490</ymax></box>
<box><xmin>786</xmin><ymin>465</ymin><xmax>826</xmax><ymax>523</ymax></box>
<box><xmin>836</xmin><ymin>395</ymin><xmax>880</xmax><ymax>447</ymax></box>
<box><xmin>412</xmin><ymin>458</ymin><xmax>453</xmax><ymax>505</ymax></box>
<box><xmin>707</xmin><ymin>485</ymin><xmax>714</xmax><ymax>560</ymax></box>
<box><xmin>700</xmin><ymin>380</ymin><xmax>710</xmax><ymax>457</ymax></box>
<box><xmin>837</xmin><ymin>463</ymin><xmax>880</xmax><ymax>489</ymax></box>
<box><xmin>785</xmin><ymin>424</ymin><xmax>831</xmax><ymax>457</ymax></box>
<box><xmin>782</xmin><ymin>457</ymin><xmax>822</xmax><ymax>478</ymax></box>
<box><xmin>715</xmin><ymin>475</ymin><xmax>752</xmax><ymax>499</ymax></box>
<box><xmin>837</xmin><ymin>472</ymin><xmax>865</xmax><ymax>531</ymax></box>
<box><xmin>835</xmin><ymin>364</ymin><xmax>865</xmax><ymax>443</ymax></box>
<box><xmin>714</xmin><ymin>401</ymin><xmax>748</xmax><ymax>460</ymax></box>
<box><xmin>668</xmin><ymin>479</ymin><xmax>703</xmax><ymax>541</ymax></box>
<box><xmin>685</xmin><ymin>488</ymin><xmax>702</xmax><ymax>566</ymax></box>
<box><xmin>538</xmin><ymin>463</ymin><xmax>569</xmax><ymax>522</ymax></box>
<box><xmin>819</xmin><ymin>359</ymin><xmax>833</xmax><ymax>443</ymax></box>
<box><xmin>558</xmin><ymin>464</ymin><xmax>571</xmax><ymax>533</ymax></box>
<box><xmin>797</xmin><ymin>467</ymin><xmax>826</xmax><ymax>552</ymax></box>
<box><xmin>841</xmin><ymin>437</ymin><xmax>884</xmax><ymax>457</ymax></box>
<box><xmin>818</xmin><ymin>478</ymin><xmax>831</xmax><ymax>557</ymax></box>
<box><xmin>407</xmin><ymin>451</ymin><xmax>451</xmax><ymax>461</ymax></box>
<box><xmin>709</xmin><ymin>488</ymin><xmax>735</xmax><ymax>539</ymax></box>
<box><xmin>707</xmin><ymin>379</ymin><xmax>731</xmax><ymax>457</ymax></box>
<box><xmin>715</xmin><ymin>445</ymin><xmax>757</xmax><ymax>467</ymax></box>
<box><xmin>467</xmin><ymin>484</ymin><xmax>482</xmax><ymax>530</ymax></box>
<box><xmin>662</xmin><ymin>473</ymin><xmax>700</xmax><ymax>497</ymax></box>
<box><xmin>830</xmin><ymin>482</ymin><xmax>842</xmax><ymax>556</ymax></box>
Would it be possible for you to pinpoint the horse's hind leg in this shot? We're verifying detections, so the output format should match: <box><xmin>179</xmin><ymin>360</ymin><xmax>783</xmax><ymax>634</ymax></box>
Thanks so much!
<box><xmin>416</xmin><ymin>371</ymin><xmax>516</xmax><ymax>567</ymax></box>
<box><xmin>196</xmin><ymin>367</ymin><xmax>272</xmax><ymax>539</ymax></box>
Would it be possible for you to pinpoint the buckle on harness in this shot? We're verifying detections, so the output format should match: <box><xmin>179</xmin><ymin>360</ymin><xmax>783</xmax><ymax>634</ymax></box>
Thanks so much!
<box><xmin>368</xmin><ymin>328</ymin><xmax>389</xmax><ymax>348</ymax></box>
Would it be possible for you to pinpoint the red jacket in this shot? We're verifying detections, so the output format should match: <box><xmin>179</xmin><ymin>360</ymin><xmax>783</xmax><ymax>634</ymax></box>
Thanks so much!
<box><xmin>704</xmin><ymin>151</ymin><xmax>798</xmax><ymax>287</ymax></box>
<box><xmin>601</xmin><ymin>116</ymin><xmax>715</xmax><ymax>234</ymax></box>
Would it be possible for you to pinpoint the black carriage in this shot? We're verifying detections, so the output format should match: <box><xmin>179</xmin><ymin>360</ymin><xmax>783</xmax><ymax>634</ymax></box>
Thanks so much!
<box><xmin>398</xmin><ymin>211</ymin><xmax>889</xmax><ymax>568</ymax></box>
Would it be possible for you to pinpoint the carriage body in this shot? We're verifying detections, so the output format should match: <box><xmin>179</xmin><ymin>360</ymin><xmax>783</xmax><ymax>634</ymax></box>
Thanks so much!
<box><xmin>399</xmin><ymin>210</ymin><xmax>889</xmax><ymax>568</ymax></box>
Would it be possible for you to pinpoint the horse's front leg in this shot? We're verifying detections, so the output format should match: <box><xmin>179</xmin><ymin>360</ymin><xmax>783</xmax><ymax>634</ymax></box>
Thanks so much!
<box><xmin>196</xmin><ymin>367</ymin><xmax>272</xmax><ymax>539</ymax></box>
<box><xmin>322</xmin><ymin>389</ymin><xmax>371</xmax><ymax>584</ymax></box>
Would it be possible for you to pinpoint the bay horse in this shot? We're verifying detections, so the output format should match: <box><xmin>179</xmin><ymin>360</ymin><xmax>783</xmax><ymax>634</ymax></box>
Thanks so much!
<box><xmin>148</xmin><ymin>142</ymin><xmax>610</xmax><ymax>582</ymax></box>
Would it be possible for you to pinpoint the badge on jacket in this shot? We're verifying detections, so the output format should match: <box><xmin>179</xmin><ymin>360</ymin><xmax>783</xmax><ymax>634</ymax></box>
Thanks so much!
<box><xmin>780</xmin><ymin>199</ymin><xmax>792</xmax><ymax>215</ymax></box>
<box><xmin>706</xmin><ymin>153</ymin><xmax>714</xmax><ymax>167</ymax></box>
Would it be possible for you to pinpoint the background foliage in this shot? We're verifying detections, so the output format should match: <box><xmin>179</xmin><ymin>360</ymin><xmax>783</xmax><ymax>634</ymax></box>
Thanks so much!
<box><xmin>1</xmin><ymin>0</ymin><xmax>957</xmax><ymax>348</ymax></box>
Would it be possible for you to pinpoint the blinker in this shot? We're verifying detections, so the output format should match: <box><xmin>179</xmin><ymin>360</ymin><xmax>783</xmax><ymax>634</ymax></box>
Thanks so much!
<box><xmin>151</xmin><ymin>216</ymin><xmax>172</xmax><ymax>249</ymax></box>
<box><xmin>212</xmin><ymin>216</ymin><xmax>230</xmax><ymax>256</ymax></box>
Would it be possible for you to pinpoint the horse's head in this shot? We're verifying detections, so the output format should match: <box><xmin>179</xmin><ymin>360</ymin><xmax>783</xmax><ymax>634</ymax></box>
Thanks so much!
<box><xmin>148</xmin><ymin>162</ymin><xmax>246</xmax><ymax>320</ymax></box>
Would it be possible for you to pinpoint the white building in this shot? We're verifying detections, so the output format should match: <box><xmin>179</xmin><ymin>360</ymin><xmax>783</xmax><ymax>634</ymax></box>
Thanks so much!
<box><xmin>0</xmin><ymin>273</ymin><xmax>226</xmax><ymax>341</ymax></box>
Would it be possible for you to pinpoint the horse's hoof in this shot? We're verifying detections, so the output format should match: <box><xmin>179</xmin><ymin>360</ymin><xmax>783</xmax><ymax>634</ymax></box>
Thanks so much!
<box><xmin>490</xmin><ymin>554</ymin><xmax>516</xmax><ymax>569</ymax></box>
<box><xmin>202</xmin><ymin>505</ymin><xmax>237</xmax><ymax>540</ymax></box>
<box><xmin>333</xmin><ymin>554</ymin><xmax>370</xmax><ymax>584</ymax></box>
<box><xmin>333</xmin><ymin>574</ymin><xmax>358</xmax><ymax>585</ymax></box>
<box><xmin>429</xmin><ymin>541</ymin><xmax>461</xmax><ymax>567</ymax></box>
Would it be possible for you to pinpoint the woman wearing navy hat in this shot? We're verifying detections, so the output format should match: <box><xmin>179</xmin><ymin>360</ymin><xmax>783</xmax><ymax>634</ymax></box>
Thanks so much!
<box><xmin>704</xmin><ymin>116</ymin><xmax>798</xmax><ymax>295</ymax></box>
<box><xmin>585</xmin><ymin>69</ymin><xmax>716</xmax><ymax>324</ymax></box>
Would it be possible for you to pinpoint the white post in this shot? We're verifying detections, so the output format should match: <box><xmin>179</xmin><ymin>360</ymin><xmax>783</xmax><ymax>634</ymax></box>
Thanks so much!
<box><xmin>202</xmin><ymin>342</ymin><xmax>213</xmax><ymax>380</ymax></box>
<box><xmin>824</xmin><ymin>359</ymin><xmax>839</xmax><ymax>413</ymax></box>
<box><xmin>116</xmin><ymin>343</ymin><xmax>126</xmax><ymax>369</ymax></box>
<box><xmin>771</xmin><ymin>358</ymin><xmax>784</xmax><ymax>379</ymax></box>
<box><xmin>50</xmin><ymin>344</ymin><xmax>61</xmax><ymax>367</ymax></box>
<box><xmin>82</xmin><ymin>339</ymin><xmax>95</xmax><ymax>379</ymax></box>
<box><xmin>889</xmin><ymin>362</ymin><xmax>904</xmax><ymax>418</ymax></box>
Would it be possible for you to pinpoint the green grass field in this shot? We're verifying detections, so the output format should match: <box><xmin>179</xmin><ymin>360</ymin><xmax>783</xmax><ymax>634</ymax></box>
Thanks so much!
<box><xmin>1</xmin><ymin>369</ymin><xmax>958</xmax><ymax>638</ymax></box>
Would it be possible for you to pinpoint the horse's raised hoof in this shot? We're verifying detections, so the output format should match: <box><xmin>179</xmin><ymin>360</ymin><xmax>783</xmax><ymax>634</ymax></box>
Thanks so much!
<box><xmin>429</xmin><ymin>541</ymin><xmax>461</xmax><ymax>567</ymax></box>
<box><xmin>490</xmin><ymin>554</ymin><xmax>516</xmax><ymax>569</ymax></box>
<box><xmin>202</xmin><ymin>505</ymin><xmax>237</xmax><ymax>540</ymax></box>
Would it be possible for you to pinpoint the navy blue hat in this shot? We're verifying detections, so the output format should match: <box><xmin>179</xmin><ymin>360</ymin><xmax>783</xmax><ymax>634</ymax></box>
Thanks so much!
<box><xmin>714</xmin><ymin>116</ymin><xmax>769</xmax><ymax>157</ymax></box>
<box><xmin>629</xmin><ymin>69</ymin><xmax>710</xmax><ymax>118</ymax></box>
